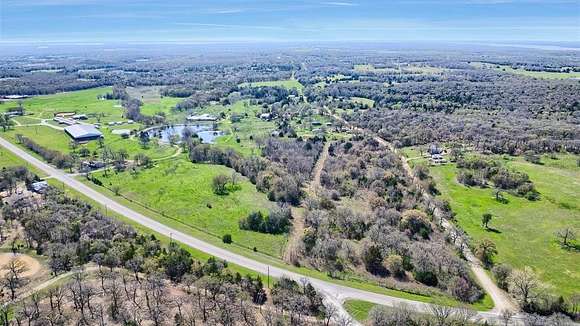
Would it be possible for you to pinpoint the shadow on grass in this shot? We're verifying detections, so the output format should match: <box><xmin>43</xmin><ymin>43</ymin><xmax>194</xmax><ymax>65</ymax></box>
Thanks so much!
<box><xmin>485</xmin><ymin>227</ymin><xmax>502</xmax><ymax>234</ymax></box>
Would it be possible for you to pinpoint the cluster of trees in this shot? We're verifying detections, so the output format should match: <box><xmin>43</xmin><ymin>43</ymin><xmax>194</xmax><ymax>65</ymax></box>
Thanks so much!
<box><xmin>239</xmin><ymin>86</ymin><xmax>299</xmax><ymax>105</ymax></box>
<box><xmin>15</xmin><ymin>134</ymin><xmax>74</xmax><ymax>169</ymax></box>
<box><xmin>456</xmin><ymin>156</ymin><xmax>539</xmax><ymax>200</ymax></box>
<box><xmin>492</xmin><ymin>264</ymin><xmax>579</xmax><ymax>320</ymax></box>
<box><xmin>102</xmin><ymin>84</ymin><xmax>129</xmax><ymax>100</ymax></box>
<box><xmin>239</xmin><ymin>205</ymin><xmax>292</xmax><ymax>234</ymax></box>
<box><xmin>367</xmin><ymin>302</ymin><xmax>574</xmax><ymax>326</ymax></box>
<box><xmin>292</xmin><ymin>139</ymin><xmax>482</xmax><ymax>303</ymax></box>
<box><xmin>0</xmin><ymin>166</ymin><xmax>39</xmax><ymax>195</ymax></box>
<box><xmin>187</xmin><ymin>137</ymin><xmax>322</xmax><ymax>205</ymax></box>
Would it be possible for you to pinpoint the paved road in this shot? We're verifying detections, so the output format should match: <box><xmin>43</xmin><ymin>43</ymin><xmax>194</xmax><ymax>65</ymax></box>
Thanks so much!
<box><xmin>0</xmin><ymin>136</ymin><xmax>523</xmax><ymax>325</ymax></box>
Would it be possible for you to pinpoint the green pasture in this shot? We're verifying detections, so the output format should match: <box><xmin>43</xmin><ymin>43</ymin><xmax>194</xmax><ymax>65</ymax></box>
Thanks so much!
<box><xmin>430</xmin><ymin>154</ymin><xmax>580</xmax><ymax>297</ymax></box>
<box><xmin>88</xmin><ymin>158</ymin><xmax>286</xmax><ymax>257</ymax></box>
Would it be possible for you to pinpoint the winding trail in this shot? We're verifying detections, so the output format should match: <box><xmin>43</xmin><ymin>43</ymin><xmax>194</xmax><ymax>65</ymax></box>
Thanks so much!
<box><xmin>0</xmin><ymin>135</ymin><xmax>523</xmax><ymax>325</ymax></box>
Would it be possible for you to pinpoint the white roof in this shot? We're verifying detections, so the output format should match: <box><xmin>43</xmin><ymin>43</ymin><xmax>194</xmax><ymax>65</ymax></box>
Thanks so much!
<box><xmin>187</xmin><ymin>113</ymin><xmax>216</xmax><ymax>121</ymax></box>
<box><xmin>65</xmin><ymin>124</ymin><xmax>103</xmax><ymax>139</ymax></box>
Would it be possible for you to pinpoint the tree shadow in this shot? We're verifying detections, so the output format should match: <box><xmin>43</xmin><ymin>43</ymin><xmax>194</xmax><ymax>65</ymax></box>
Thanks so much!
<box><xmin>485</xmin><ymin>227</ymin><xmax>502</xmax><ymax>234</ymax></box>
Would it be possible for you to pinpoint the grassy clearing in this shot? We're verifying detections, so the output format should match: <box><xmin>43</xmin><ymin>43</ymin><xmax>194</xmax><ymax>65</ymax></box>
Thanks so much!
<box><xmin>239</xmin><ymin>79</ymin><xmax>304</xmax><ymax>93</ymax></box>
<box><xmin>0</xmin><ymin>145</ymin><xmax>47</xmax><ymax>177</ymax></box>
<box><xmin>87</xmin><ymin>158</ymin><xmax>286</xmax><ymax>257</ymax></box>
<box><xmin>344</xmin><ymin>300</ymin><xmax>377</xmax><ymax>322</ymax></box>
<box><xmin>430</xmin><ymin>153</ymin><xmax>580</xmax><ymax>297</ymax></box>
<box><xmin>350</xmin><ymin>97</ymin><xmax>375</xmax><ymax>107</ymax></box>
<box><xmin>470</xmin><ymin>62</ymin><xmax>580</xmax><ymax>79</ymax></box>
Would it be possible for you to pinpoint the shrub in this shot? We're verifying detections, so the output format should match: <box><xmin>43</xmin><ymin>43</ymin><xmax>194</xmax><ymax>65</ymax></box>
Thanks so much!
<box><xmin>239</xmin><ymin>206</ymin><xmax>291</xmax><ymax>234</ymax></box>
<box><xmin>222</xmin><ymin>234</ymin><xmax>232</xmax><ymax>244</ymax></box>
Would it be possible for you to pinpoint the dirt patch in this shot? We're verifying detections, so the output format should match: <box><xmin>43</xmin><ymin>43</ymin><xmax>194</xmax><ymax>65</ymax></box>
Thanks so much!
<box><xmin>0</xmin><ymin>253</ymin><xmax>42</xmax><ymax>278</ymax></box>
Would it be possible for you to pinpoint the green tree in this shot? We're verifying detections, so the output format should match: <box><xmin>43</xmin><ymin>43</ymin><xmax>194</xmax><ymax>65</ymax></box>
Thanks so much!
<box><xmin>481</xmin><ymin>213</ymin><xmax>493</xmax><ymax>229</ymax></box>
<box><xmin>475</xmin><ymin>238</ymin><xmax>497</xmax><ymax>267</ymax></box>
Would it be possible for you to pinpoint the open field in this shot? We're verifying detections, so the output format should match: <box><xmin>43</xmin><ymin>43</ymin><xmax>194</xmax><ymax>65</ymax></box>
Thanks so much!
<box><xmin>0</xmin><ymin>145</ymin><xmax>47</xmax><ymax>177</ymax></box>
<box><xmin>87</xmin><ymin>158</ymin><xmax>286</xmax><ymax>257</ymax></box>
<box><xmin>470</xmin><ymin>62</ymin><xmax>580</xmax><ymax>79</ymax></box>
<box><xmin>239</xmin><ymin>79</ymin><xmax>304</xmax><ymax>93</ymax></box>
<box><xmin>350</xmin><ymin>96</ymin><xmax>375</xmax><ymax>107</ymax></box>
<box><xmin>430</xmin><ymin>153</ymin><xmax>580</xmax><ymax>297</ymax></box>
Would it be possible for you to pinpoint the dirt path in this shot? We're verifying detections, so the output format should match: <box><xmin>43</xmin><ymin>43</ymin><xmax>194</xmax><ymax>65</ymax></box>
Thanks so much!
<box><xmin>284</xmin><ymin>141</ymin><xmax>331</xmax><ymax>264</ymax></box>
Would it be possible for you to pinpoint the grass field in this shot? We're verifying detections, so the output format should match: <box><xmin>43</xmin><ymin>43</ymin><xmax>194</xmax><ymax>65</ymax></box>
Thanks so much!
<box><xmin>239</xmin><ymin>79</ymin><xmax>304</xmax><ymax>93</ymax></box>
<box><xmin>88</xmin><ymin>158</ymin><xmax>286</xmax><ymax>257</ymax></box>
<box><xmin>350</xmin><ymin>96</ymin><xmax>375</xmax><ymax>107</ymax></box>
<box><xmin>0</xmin><ymin>145</ymin><xmax>47</xmax><ymax>177</ymax></box>
<box><xmin>430</xmin><ymin>154</ymin><xmax>580</xmax><ymax>297</ymax></box>
<box><xmin>470</xmin><ymin>62</ymin><xmax>580</xmax><ymax>79</ymax></box>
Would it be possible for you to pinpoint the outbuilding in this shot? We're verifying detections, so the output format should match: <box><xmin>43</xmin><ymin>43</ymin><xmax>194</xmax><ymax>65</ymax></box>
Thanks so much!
<box><xmin>64</xmin><ymin>124</ymin><xmax>103</xmax><ymax>142</ymax></box>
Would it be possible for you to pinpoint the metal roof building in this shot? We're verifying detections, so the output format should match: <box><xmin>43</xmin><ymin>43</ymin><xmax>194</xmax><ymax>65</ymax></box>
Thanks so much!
<box><xmin>64</xmin><ymin>124</ymin><xmax>103</xmax><ymax>142</ymax></box>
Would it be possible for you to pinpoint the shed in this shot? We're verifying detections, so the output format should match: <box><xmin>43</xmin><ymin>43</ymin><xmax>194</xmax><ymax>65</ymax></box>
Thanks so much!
<box><xmin>64</xmin><ymin>124</ymin><xmax>103</xmax><ymax>141</ymax></box>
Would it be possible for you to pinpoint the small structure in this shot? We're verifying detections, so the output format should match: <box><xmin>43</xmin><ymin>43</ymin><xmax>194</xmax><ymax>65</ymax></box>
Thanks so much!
<box><xmin>64</xmin><ymin>124</ymin><xmax>103</xmax><ymax>142</ymax></box>
<box><xmin>259</xmin><ymin>113</ymin><xmax>272</xmax><ymax>121</ymax></box>
<box><xmin>53</xmin><ymin>117</ymin><xmax>77</xmax><ymax>125</ymax></box>
<box><xmin>430</xmin><ymin>153</ymin><xmax>447</xmax><ymax>164</ymax></box>
<box><xmin>73</xmin><ymin>114</ymin><xmax>88</xmax><ymax>120</ymax></box>
<box><xmin>112</xmin><ymin>129</ymin><xmax>131</xmax><ymax>138</ymax></box>
<box><xmin>187</xmin><ymin>114</ymin><xmax>217</xmax><ymax>122</ymax></box>
<box><xmin>5</xmin><ymin>111</ymin><xmax>24</xmax><ymax>117</ymax></box>
<box><xmin>30</xmin><ymin>181</ymin><xmax>49</xmax><ymax>194</ymax></box>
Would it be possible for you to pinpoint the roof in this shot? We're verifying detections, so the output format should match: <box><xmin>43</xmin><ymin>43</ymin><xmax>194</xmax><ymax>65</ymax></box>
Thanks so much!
<box><xmin>31</xmin><ymin>181</ymin><xmax>49</xmax><ymax>192</ymax></box>
<box><xmin>65</xmin><ymin>124</ymin><xmax>103</xmax><ymax>139</ymax></box>
<box><xmin>187</xmin><ymin>113</ymin><xmax>217</xmax><ymax>121</ymax></box>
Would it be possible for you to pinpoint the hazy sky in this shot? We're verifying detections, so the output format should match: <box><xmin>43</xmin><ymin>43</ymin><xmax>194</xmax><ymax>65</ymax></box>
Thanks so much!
<box><xmin>1</xmin><ymin>0</ymin><xmax>579</xmax><ymax>43</ymax></box>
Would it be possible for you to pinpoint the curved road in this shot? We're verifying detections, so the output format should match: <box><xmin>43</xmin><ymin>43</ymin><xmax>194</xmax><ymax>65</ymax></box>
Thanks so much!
<box><xmin>0</xmin><ymin>136</ymin><xmax>523</xmax><ymax>325</ymax></box>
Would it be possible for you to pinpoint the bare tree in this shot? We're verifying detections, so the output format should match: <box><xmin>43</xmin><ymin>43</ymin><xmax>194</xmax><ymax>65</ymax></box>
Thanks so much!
<box><xmin>555</xmin><ymin>227</ymin><xmax>576</xmax><ymax>247</ymax></box>
<box><xmin>499</xmin><ymin>309</ymin><xmax>515</xmax><ymax>326</ymax></box>
<box><xmin>508</xmin><ymin>266</ymin><xmax>541</xmax><ymax>307</ymax></box>
<box><xmin>429</xmin><ymin>303</ymin><xmax>454</xmax><ymax>326</ymax></box>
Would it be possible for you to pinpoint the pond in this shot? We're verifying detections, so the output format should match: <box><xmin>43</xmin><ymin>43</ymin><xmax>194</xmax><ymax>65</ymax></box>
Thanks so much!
<box><xmin>146</xmin><ymin>124</ymin><xmax>223</xmax><ymax>144</ymax></box>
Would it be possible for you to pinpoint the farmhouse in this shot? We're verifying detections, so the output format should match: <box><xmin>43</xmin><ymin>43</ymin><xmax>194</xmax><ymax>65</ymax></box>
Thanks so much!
<box><xmin>64</xmin><ymin>124</ymin><xmax>103</xmax><ymax>142</ymax></box>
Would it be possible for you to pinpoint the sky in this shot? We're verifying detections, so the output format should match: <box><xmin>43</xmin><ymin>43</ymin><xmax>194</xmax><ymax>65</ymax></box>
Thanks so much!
<box><xmin>1</xmin><ymin>0</ymin><xmax>579</xmax><ymax>43</ymax></box>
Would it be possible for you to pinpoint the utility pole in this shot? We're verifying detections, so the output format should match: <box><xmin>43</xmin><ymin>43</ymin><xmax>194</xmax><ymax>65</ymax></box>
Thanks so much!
<box><xmin>267</xmin><ymin>266</ymin><xmax>270</xmax><ymax>289</ymax></box>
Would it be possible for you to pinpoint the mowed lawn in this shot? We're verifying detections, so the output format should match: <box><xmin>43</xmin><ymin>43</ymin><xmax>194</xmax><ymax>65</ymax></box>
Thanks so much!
<box><xmin>93</xmin><ymin>159</ymin><xmax>286</xmax><ymax>257</ymax></box>
<box><xmin>430</xmin><ymin>154</ymin><xmax>580</xmax><ymax>297</ymax></box>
